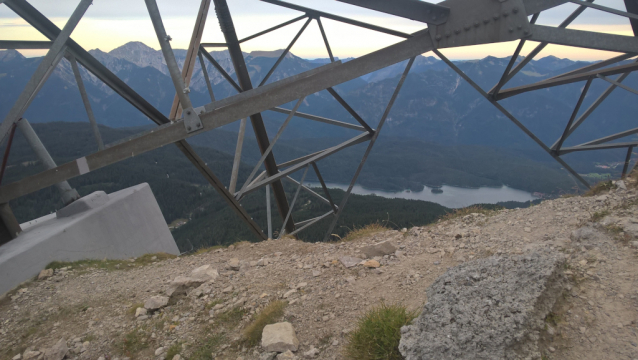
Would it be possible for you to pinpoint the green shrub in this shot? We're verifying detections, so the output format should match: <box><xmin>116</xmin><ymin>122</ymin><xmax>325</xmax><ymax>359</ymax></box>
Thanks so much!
<box><xmin>243</xmin><ymin>301</ymin><xmax>287</xmax><ymax>346</ymax></box>
<box><xmin>344</xmin><ymin>302</ymin><xmax>418</xmax><ymax>360</ymax></box>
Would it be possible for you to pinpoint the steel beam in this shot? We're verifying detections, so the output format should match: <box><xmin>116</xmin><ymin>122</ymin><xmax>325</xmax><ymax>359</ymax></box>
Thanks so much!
<box><xmin>566</xmin><ymin>0</ymin><xmax>638</xmax><ymax>20</ymax></box>
<box><xmin>597</xmin><ymin>74</ymin><xmax>638</xmax><ymax>96</ymax></box>
<box><xmin>214</xmin><ymin>0</ymin><xmax>295</xmax><ymax>233</ymax></box>
<box><xmin>311</xmin><ymin>162</ymin><xmax>337</xmax><ymax>213</ymax></box>
<box><xmin>289</xmin><ymin>211</ymin><xmax>333</xmax><ymax>237</ymax></box>
<box><xmin>283</xmin><ymin>175</ymin><xmax>335</xmax><ymax>208</ymax></box>
<box><xmin>244</xmin><ymin>133</ymin><xmax>372</xmax><ymax>197</ymax></box>
<box><xmin>497</xmin><ymin>61</ymin><xmax>638</xmax><ymax>100</ymax></box>
<box><xmin>324</xmin><ymin>57</ymin><xmax>416</xmax><ymax>241</ymax></box>
<box><xmin>259</xmin><ymin>17</ymin><xmax>312</xmax><ymax>87</ymax></box>
<box><xmin>336</xmin><ymin>0</ymin><xmax>450</xmax><ymax>25</ymax></box>
<box><xmin>623</xmin><ymin>146</ymin><xmax>634</xmax><ymax>177</ymax></box>
<box><xmin>579</xmin><ymin>127</ymin><xmax>638</xmax><ymax>146</ymax></box>
<box><xmin>555</xmin><ymin>71</ymin><xmax>634</xmax><ymax>144</ymax></box>
<box><xmin>198</xmin><ymin>51</ymin><xmax>216</xmax><ymax>102</ymax></box>
<box><xmin>278</xmin><ymin>166</ymin><xmax>309</xmax><ymax>238</ymax></box>
<box><xmin>547</xmin><ymin>53</ymin><xmax>636</xmax><ymax>80</ymax></box>
<box><xmin>6</xmin><ymin>0</ymin><xmax>266</xmax><ymax>240</ymax></box>
<box><xmin>69</xmin><ymin>55</ymin><xmax>105</xmax><ymax>151</ymax></box>
<box><xmin>490</xmin><ymin>13</ymin><xmax>540</xmax><ymax>97</ymax></box>
<box><xmin>559</xmin><ymin>142</ymin><xmax>638</xmax><ymax>154</ymax></box>
<box><xmin>199</xmin><ymin>46</ymin><xmax>242</xmax><ymax>92</ymax></box>
<box><xmin>239</xmin><ymin>15</ymin><xmax>307</xmax><ymax>43</ymax></box>
<box><xmin>522</xmin><ymin>0</ymin><xmax>568</xmax><ymax>15</ymax></box>
<box><xmin>626</xmin><ymin>0</ymin><xmax>638</xmax><ymax>35</ymax></box>
<box><xmin>488</xmin><ymin>0</ymin><xmax>593</xmax><ymax>93</ymax></box>
<box><xmin>168</xmin><ymin>0</ymin><xmax>211</xmax><ymax>121</ymax></box>
<box><xmin>528</xmin><ymin>25</ymin><xmax>638</xmax><ymax>54</ymax></box>
<box><xmin>237</xmin><ymin>97</ymin><xmax>305</xmax><ymax>200</ymax></box>
<box><xmin>5</xmin><ymin>0</ymin><xmax>170</xmax><ymax>125</ymax></box>
<box><xmin>316</xmin><ymin>17</ymin><xmax>334</xmax><ymax>63</ymax></box>
<box><xmin>0</xmin><ymin>28</ymin><xmax>436</xmax><ymax>203</ymax></box>
<box><xmin>0</xmin><ymin>40</ymin><xmax>52</xmax><ymax>49</ymax></box>
<box><xmin>0</xmin><ymin>0</ymin><xmax>92</xmax><ymax>143</ymax></box>
<box><xmin>269</xmin><ymin>107</ymin><xmax>366</xmax><ymax>132</ymax></box>
<box><xmin>229</xmin><ymin>118</ymin><xmax>247</xmax><ymax>194</ymax></box>
<box><xmin>553</xmin><ymin>78</ymin><xmax>592</xmax><ymax>152</ymax></box>
<box><xmin>261</xmin><ymin>0</ymin><xmax>411</xmax><ymax>38</ymax></box>
<box><xmin>17</xmin><ymin>118</ymin><xmax>80</xmax><ymax>205</ymax></box>
<box><xmin>434</xmin><ymin>49</ymin><xmax>591</xmax><ymax>188</ymax></box>
<box><xmin>327</xmin><ymin>88</ymin><xmax>374</xmax><ymax>134</ymax></box>
<box><xmin>145</xmin><ymin>0</ymin><xmax>202</xmax><ymax>132</ymax></box>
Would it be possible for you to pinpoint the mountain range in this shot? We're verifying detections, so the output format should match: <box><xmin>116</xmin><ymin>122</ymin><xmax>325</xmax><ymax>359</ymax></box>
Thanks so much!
<box><xmin>1</xmin><ymin>42</ymin><xmax>637</xmax><ymax>192</ymax></box>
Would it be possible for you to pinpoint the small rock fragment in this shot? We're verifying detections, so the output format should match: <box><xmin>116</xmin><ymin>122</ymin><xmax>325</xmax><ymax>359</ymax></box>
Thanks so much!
<box><xmin>361</xmin><ymin>241</ymin><xmax>397</xmax><ymax>258</ymax></box>
<box><xmin>135</xmin><ymin>307</ymin><xmax>147</xmax><ymax>317</ymax></box>
<box><xmin>191</xmin><ymin>265</ymin><xmax>219</xmax><ymax>282</ymax></box>
<box><xmin>339</xmin><ymin>256</ymin><xmax>363</xmax><ymax>268</ymax></box>
<box><xmin>363</xmin><ymin>260</ymin><xmax>380</xmax><ymax>268</ymax></box>
<box><xmin>262</xmin><ymin>322</ymin><xmax>299</xmax><ymax>352</ymax></box>
<box><xmin>38</xmin><ymin>268</ymin><xmax>53</xmax><ymax>280</ymax></box>
<box><xmin>144</xmin><ymin>295</ymin><xmax>169</xmax><ymax>310</ymax></box>
<box><xmin>228</xmin><ymin>258</ymin><xmax>241</xmax><ymax>271</ymax></box>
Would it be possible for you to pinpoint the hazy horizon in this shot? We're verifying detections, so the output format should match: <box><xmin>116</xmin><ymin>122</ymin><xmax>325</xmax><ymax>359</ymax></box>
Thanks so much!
<box><xmin>0</xmin><ymin>0</ymin><xmax>634</xmax><ymax>61</ymax></box>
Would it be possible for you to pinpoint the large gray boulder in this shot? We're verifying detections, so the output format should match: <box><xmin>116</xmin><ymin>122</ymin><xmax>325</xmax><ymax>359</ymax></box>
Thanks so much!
<box><xmin>399</xmin><ymin>251</ymin><xmax>566</xmax><ymax>360</ymax></box>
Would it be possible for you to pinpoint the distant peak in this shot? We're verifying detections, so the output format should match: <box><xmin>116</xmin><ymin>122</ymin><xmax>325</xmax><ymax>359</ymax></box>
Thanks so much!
<box><xmin>0</xmin><ymin>49</ymin><xmax>25</xmax><ymax>62</ymax></box>
<box><xmin>110</xmin><ymin>41</ymin><xmax>158</xmax><ymax>55</ymax></box>
<box><xmin>249</xmin><ymin>49</ymin><xmax>293</xmax><ymax>59</ymax></box>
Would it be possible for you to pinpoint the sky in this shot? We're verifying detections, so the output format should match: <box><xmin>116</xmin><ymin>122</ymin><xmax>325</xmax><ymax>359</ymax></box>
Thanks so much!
<box><xmin>0</xmin><ymin>0</ymin><xmax>634</xmax><ymax>61</ymax></box>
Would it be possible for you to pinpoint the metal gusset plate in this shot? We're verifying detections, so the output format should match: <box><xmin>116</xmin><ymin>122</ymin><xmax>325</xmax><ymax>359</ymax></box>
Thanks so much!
<box><xmin>336</xmin><ymin>0</ymin><xmax>450</xmax><ymax>25</ymax></box>
<box><xmin>431</xmin><ymin>0</ymin><xmax>531</xmax><ymax>48</ymax></box>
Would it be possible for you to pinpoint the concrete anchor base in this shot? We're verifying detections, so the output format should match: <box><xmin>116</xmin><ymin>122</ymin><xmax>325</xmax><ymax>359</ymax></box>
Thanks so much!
<box><xmin>0</xmin><ymin>183</ymin><xmax>179</xmax><ymax>295</ymax></box>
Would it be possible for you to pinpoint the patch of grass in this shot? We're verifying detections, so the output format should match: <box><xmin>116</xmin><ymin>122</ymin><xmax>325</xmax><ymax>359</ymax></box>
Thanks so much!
<box><xmin>190</xmin><ymin>333</ymin><xmax>225</xmax><ymax>360</ymax></box>
<box><xmin>341</xmin><ymin>222</ymin><xmax>390</xmax><ymax>242</ymax></box>
<box><xmin>242</xmin><ymin>301</ymin><xmax>287</xmax><ymax>347</ymax></box>
<box><xmin>584</xmin><ymin>180</ymin><xmax>616</xmax><ymax>196</ymax></box>
<box><xmin>190</xmin><ymin>245</ymin><xmax>225</xmax><ymax>256</ymax></box>
<box><xmin>216</xmin><ymin>307</ymin><xmax>247</xmax><ymax>328</ymax></box>
<box><xmin>165</xmin><ymin>342</ymin><xmax>182</xmax><ymax>360</ymax></box>
<box><xmin>440</xmin><ymin>205</ymin><xmax>500</xmax><ymax>222</ymax></box>
<box><xmin>128</xmin><ymin>302</ymin><xmax>145</xmax><ymax>315</ymax></box>
<box><xmin>545</xmin><ymin>312</ymin><xmax>561</xmax><ymax>326</ymax></box>
<box><xmin>343</xmin><ymin>302</ymin><xmax>418</xmax><ymax>360</ymax></box>
<box><xmin>605</xmin><ymin>224</ymin><xmax>624</xmax><ymax>234</ymax></box>
<box><xmin>591</xmin><ymin>210</ymin><xmax>610</xmax><ymax>222</ymax></box>
<box><xmin>205</xmin><ymin>299</ymin><xmax>224</xmax><ymax>310</ymax></box>
<box><xmin>45</xmin><ymin>253</ymin><xmax>176</xmax><ymax>272</ymax></box>
<box><xmin>119</xmin><ymin>328</ymin><xmax>149</xmax><ymax>356</ymax></box>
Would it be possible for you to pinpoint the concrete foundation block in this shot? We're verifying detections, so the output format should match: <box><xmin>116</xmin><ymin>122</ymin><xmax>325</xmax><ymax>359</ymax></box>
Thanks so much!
<box><xmin>0</xmin><ymin>183</ymin><xmax>179</xmax><ymax>295</ymax></box>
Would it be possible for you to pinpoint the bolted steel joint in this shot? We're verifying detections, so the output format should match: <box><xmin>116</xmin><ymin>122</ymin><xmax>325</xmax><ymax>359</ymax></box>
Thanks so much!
<box><xmin>164</xmin><ymin>35</ymin><xmax>172</xmax><ymax>42</ymax></box>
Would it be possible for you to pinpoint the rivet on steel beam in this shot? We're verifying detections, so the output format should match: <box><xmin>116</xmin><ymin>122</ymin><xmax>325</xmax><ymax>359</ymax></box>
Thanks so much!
<box><xmin>435</xmin><ymin>34</ymin><xmax>442</xmax><ymax>41</ymax></box>
<box><xmin>508</xmin><ymin>27</ymin><xmax>514</xmax><ymax>33</ymax></box>
<box><xmin>474</xmin><ymin>21</ymin><xmax>480</xmax><ymax>28</ymax></box>
<box><xmin>517</xmin><ymin>25</ymin><xmax>522</xmax><ymax>30</ymax></box>
<box><xmin>455</xmin><ymin>28</ymin><xmax>461</xmax><ymax>34</ymax></box>
<box><xmin>493</xmin><ymin>13</ymin><xmax>500</xmax><ymax>20</ymax></box>
<box><xmin>445</xmin><ymin>31</ymin><xmax>451</xmax><ymax>38</ymax></box>
<box><xmin>187</xmin><ymin>126</ymin><xmax>192</xmax><ymax>131</ymax></box>
<box><xmin>503</xmin><ymin>11</ymin><xmax>509</xmax><ymax>17</ymax></box>
<box><xmin>464</xmin><ymin>24</ymin><xmax>471</xmax><ymax>31</ymax></box>
<box><xmin>523</xmin><ymin>30</ymin><xmax>530</xmax><ymax>36</ymax></box>
<box><xmin>483</xmin><ymin>18</ymin><xmax>490</xmax><ymax>24</ymax></box>
<box><xmin>512</xmin><ymin>7</ymin><xmax>519</xmax><ymax>14</ymax></box>
<box><xmin>186</xmin><ymin>110</ymin><xmax>192</xmax><ymax>115</ymax></box>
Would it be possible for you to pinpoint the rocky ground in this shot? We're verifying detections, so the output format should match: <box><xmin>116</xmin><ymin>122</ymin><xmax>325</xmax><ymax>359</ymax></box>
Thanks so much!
<box><xmin>2</xmin><ymin>179</ymin><xmax>638</xmax><ymax>360</ymax></box>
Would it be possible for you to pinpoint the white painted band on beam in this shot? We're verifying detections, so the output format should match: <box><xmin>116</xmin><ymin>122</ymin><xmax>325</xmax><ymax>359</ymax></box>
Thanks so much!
<box><xmin>76</xmin><ymin>157</ymin><xmax>90</xmax><ymax>175</ymax></box>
